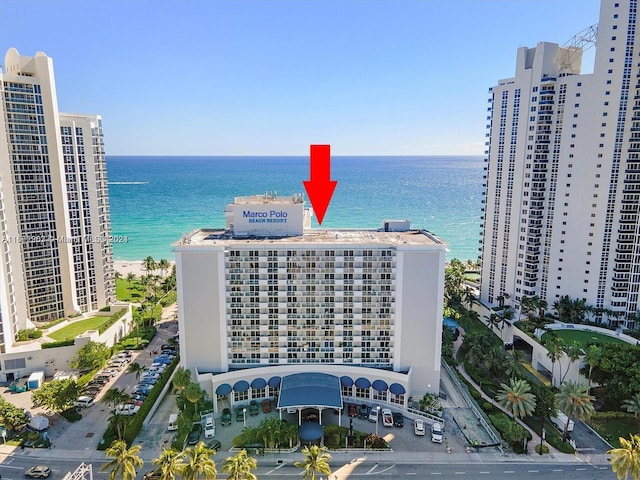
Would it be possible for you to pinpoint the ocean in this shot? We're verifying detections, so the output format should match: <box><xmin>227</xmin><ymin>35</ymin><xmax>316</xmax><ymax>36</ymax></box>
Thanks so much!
<box><xmin>106</xmin><ymin>156</ymin><xmax>484</xmax><ymax>262</ymax></box>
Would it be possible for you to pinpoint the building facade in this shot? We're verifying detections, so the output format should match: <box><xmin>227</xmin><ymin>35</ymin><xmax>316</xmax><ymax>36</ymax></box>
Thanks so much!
<box><xmin>175</xmin><ymin>194</ymin><xmax>446</xmax><ymax>413</ymax></box>
<box><xmin>0</xmin><ymin>48</ymin><xmax>114</xmax><ymax>352</ymax></box>
<box><xmin>480</xmin><ymin>0</ymin><xmax>640</xmax><ymax>326</ymax></box>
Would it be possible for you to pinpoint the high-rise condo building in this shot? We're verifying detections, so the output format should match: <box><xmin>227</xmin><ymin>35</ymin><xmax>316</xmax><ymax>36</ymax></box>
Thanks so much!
<box><xmin>175</xmin><ymin>194</ymin><xmax>446</xmax><ymax>415</ymax></box>
<box><xmin>480</xmin><ymin>0</ymin><xmax>640</xmax><ymax>327</ymax></box>
<box><xmin>0</xmin><ymin>48</ymin><xmax>114</xmax><ymax>352</ymax></box>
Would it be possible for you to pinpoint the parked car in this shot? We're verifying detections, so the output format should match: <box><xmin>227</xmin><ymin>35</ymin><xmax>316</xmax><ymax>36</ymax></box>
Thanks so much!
<box><xmin>358</xmin><ymin>404</ymin><xmax>369</xmax><ymax>419</ymax></box>
<box><xmin>94</xmin><ymin>374</ymin><xmax>111</xmax><ymax>383</ymax></box>
<box><xmin>187</xmin><ymin>424</ymin><xmax>202</xmax><ymax>445</ymax></box>
<box><xmin>221</xmin><ymin>408</ymin><xmax>232</xmax><ymax>426</ymax></box>
<box><xmin>431</xmin><ymin>422</ymin><xmax>443</xmax><ymax>443</ymax></box>
<box><xmin>203</xmin><ymin>413</ymin><xmax>215</xmax><ymax>438</ymax></box>
<box><xmin>414</xmin><ymin>419</ymin><xmax>426</xmax><ymax>436</ymax></box>
<box><xmin>139</xmin><ymin>377</ymin><xmax>158</xmax><ymax>385</ymax></box>
<box><xmin>102</xmin><ymin>368</ymin><xmax>119</xmax><ymax>377</ymax></box>
<box><xmin>236</xmin><ymin>407</ymin><xmax>246</xmax><ymax>422</ymax></box>
<box><xmin>382</xmin><ymin>408</ymin><xmax>393</xmax><ymax>427</ymax></box>
<box><xmin>262</xmin><ymin>399</ymin><xmax>271</xmax><ymax>413</ymax></box>
<box><xmin>114</xmin><ymin>403</ymin><xmax>140</xmax><ymax>416</ymax></box>
<box><xmin>348</xmin><ymin>404</ymin><xmax>357</xmax><ymax>417</ymax></box>
<box><xmin>249</xmin><ymin>400</ymin><xmax>259</xmax><ymax>416</ymax></box>
<box><xmin>25</xmin><ymin>466</ymin><xmax>51</xmax><ymax>478</ymax></box>
<box><xmin>368</xmin><ymin>406</ymin><xmax>379</xmax><ymax>423</ymax></box>
<box><xmin>153</xmin><ymin>356</ymin><xmax>172</xmax><ymax>365</ymax></box>
<box><xmin>206</xmin><ymin>439</ymin><xmax>221</xmax><ymax>452</ymax></box>
<box><xmin>393</xmin><ymin>412</ymin><xmax>404</xmax><ymax>427</ymax></box>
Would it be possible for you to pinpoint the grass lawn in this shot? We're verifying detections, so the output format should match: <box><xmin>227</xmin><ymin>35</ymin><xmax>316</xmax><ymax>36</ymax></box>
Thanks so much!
<box><xmin>116</xmin><ymin>278</ymin><xmax>146</xmax><ymax>302</ymax></box>
<box><xmin>540</xmin><ymin>328</ymin><xmax>628</xmax><ymax>349</ymax></box>
<box><xmin>589</xmin><ymin>411</ymin><xmax>638</xmax><ymax>448</ymax></box>
<box><xmin>47</xmin><ymin>316</ymin><xmax>110</xmax><ymax>341</ymax></box>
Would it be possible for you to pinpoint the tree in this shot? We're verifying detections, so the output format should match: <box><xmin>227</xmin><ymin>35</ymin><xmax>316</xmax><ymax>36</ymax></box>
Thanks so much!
<box><xmin>495</xmin><ymin>378</ymin><xmax>536</xmax><ymax>420</ymax></box>
<box><xmin>115</xmin><ymin>271</ymin><xmax>122</xmax><ymax>281</ymax></box>
<box><xmin>294</xmin><ymin>445</ymin><xmax>332</xmax><ymax>480</ymax></box>
<box><xmin>222</xmin><ymin>449</ymin><xmax>257</xmax><ymax>480</ymax></box>
<box><xmin>70</xmin><ymin>340</ymin><xmax>110</xmax><ymax>372</ymax></box>
<box><xmin>152</xmin><ymin>448</ymin><xmax>185</xmax><ymax>480</ymax></box>
<box><xmin>100</xmin><ymin>440</ymin><xmax>144</xmax><ymax>480</ymax></box>
<box><xmin>608</xmin><ymin>434</ymin><xmax>640</xmax><ymax>480</ymax></box>
<box><xmin>545</xmin><ymin>336</ymin><xmax>564</xmax><ymax>387</ymax></box>
<box><xmin>144</xmin><ymin>256</ymin><xmax>156</xmax><ymax>276</ymax></box>
<box><xmin>623</xmin><ymin>392</ymin><xmax>640</xmax><ymax>431</ymax></box>
<box><xmin>102</xmin><ymin>387</ymin><xmax>131</xmax><ymax>410</ymax></box>
<box><xmin>126</xmin><ymin>272</ymin><xmax>136</xmax><ymax>301</ymax></box>
<box><xmin>583</xmin><ymin>344</ymin><xmax>602</xmax><ymax>389</ymax></box>
<box><xmin>556</xmin><ymin>381</ymin><xmax>595</xmax><ymax>440</ymax></box>
<box><xmin>158</xmin><ymin>258</ymin><xmax>170</xmax><ymax>279</ymax></box>
<box><xmin>31</xmin><ymin>379</ymin><xmax>79</xmax><ymax>413</ymax></box>
<box><xmin>185</xmin><ymin>382</ymin><xmax>204</xmax><ymax>417</ymax></box>
<box><xmin>560</xmin><ymin>341</ymin><xmax>584</xmax><ymax>383</ymax></box>
<box><xmin>182</xmin><ymin>441</ymin><xmax>217</xmax><ymax>480</ymax></box>
<box><xmin>108</xmin><ymin>412</ymin><xmax>132</xmax><ymax>440</ymax></box>
<box><xmin>127</xmin><ymin>362</ymin><xmax>145</xmax><ymax>383</ymax></box>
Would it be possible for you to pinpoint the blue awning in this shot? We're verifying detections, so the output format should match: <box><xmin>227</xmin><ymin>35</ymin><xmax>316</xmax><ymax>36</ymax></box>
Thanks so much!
<box><xmin>234</xmin><ymin>380</ymin><xmax>250</xmax><ymax>392</ymax></box>
<box><xmin>354</xmin><ymin>377</ymin><xmax>371</xmax><ymax>389</ymax></box>
<box><xmin>340</xmin><ymin>376</ymin><xmax>353</xmax><ymax>387</ymax></box>
<box><xmin>389</xmin><ymin>383</ymin><xmax>406</xmax><ymax>395</ymax></box>
<box><xmin>277</xmin><ymin>373</ymin><xmax>342</xmax><ymax>410</ymax></box>
<box><xmin>215</xmin><ymin>383</ymin><xmax>232</xmax><ymax>395</ymax></box>
<box><xmin>251</xmin><ymin>378</ymin><xmax>267</xmax><ymax>389</ymax></box>
<box><xmin>268</xmin><ymin>376</ymin><xmax>281</xmax><ymax>388</ymax></box>
<box><xmin>372</xmin><ymin>379</ymin><xmax>388</xmax><ymax>392</ymax></box>
<box><xmin>298</xmin><ymin>422</ymin><xmax>324</xmax><ymax>441</ymax></box>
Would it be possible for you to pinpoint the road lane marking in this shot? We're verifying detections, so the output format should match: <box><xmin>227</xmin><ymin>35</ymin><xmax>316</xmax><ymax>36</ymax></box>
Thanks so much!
<box><xmin>552</xmin><ymin>469</ymin><xmax>563</xmax><ymax>472</ymax></box>
<box><xmin>405</xmin><ymin>473</ymin><xmax>416</xmax><ymax>475</ymax></box>
<box><xmin>576</xmin><ymin>467</ymin><xmax>587</xmax><ymax>471</ymax></box>
<box><xmin>503</xmin><ymin>471</ymin><xmax>515</xmax><ymax>474</ymax></box>
<box><xmin>528</xmin><ymin>470</ymin><xmax>538</xmax><ymax>473</ymax></box>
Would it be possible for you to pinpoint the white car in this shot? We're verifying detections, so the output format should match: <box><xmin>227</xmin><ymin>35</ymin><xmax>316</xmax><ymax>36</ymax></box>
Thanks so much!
<box><xmin>414</xmin><ymin>419</ymin><xmax>426</xmax><ymax>436</ymax></box>
<box><xmin>431</xmin><ymin>422</ymin><xmax>443</xmax><ymax>443</ymax></box>
<box><xmin>141</xmin><ymin>372</ymin><xmax>160</xmax><ymax>381</ymax></box>
<box><xmin>368</xmin><ymin>406</ymin><xmax>379</xmax><ymax>423</ymax></box>
<box><xmin>381</xmin><ymin>408</ymin><xmax>393</xmax><ymax>427</ymax></box>
<box><xmin>114</xmin><ymin>403</ymin><xmax>140</xmax><ymax>416</ymax></box>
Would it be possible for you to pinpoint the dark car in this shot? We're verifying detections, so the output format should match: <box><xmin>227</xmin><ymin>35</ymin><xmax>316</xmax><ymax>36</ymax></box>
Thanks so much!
<box><xmin>358</xmin><ymin>404</ymin><xmax>369</xmax><ymax>419</ymax></box>
<box><xmin>206</xmin><ymin>439</ymin><xmax>221</xmax><ymax>452</ymax></box>
<box><xmin>187</xmin><ymin>424</ymin><xmax>202</xmax><ymax>445</ymax></box>
<box><xmin>393</xmin><ymin>412</ymin><xmax>404</xmax><ymax>427</ymax></box>
<box><xmin>235</xmin><ymin>407</ymin><xmax>246</xmax><ymax>422</ymax></box>
<box><xmin>348</xmin><ymin>403</ymin><xmax>357</xmax><ymax>417</ymax></box>
<box><xmin>221</xmin><ymin>408</ymin><xmax>232</xmax><ymax>426</ymax></box>
<box><xmin>25</xmin><ymin>466</ymin><xmax>51</xmax><ymax>478</ymax></box>
<box><xmin>249</xmin><ymin>400</ymin><xmax>259</xmax><ymax>416</ymax></box>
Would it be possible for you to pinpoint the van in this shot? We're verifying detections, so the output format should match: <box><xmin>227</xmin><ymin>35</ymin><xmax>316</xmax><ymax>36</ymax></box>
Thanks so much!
<box><xmin>168</xmin><ymin>413</ymin><xmax>179</xmax><ymax>431</ymax></box>
<box><xmin>550</xmin><ymin>411</ymin><xmax>574</xmax><ymax>432</ymax></box>
<box><xmin>75</xmin><ymin>396</ymin><xmax>94</xmax><ymax>408</ymax></box>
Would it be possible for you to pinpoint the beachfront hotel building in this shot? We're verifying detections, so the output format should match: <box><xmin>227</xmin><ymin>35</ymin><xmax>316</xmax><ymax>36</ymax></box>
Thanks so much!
<box><xmin>174</xmin><ymin>194</ymin><xmax>446</xmax><ymax>416</ymax></box>
<box><xmin>480</xmin><ymin>0</ymin><xmax>640</xmax><ymax>327</ymax></box>
<box><xmin>0</xmin><ymin>48</ymin><xmax>114</xmax><ymax>352</ymax></box>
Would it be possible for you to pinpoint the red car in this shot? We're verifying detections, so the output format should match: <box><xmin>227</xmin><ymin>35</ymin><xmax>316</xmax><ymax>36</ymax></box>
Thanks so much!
<box><xmin>348</xmin><ymin>403</ymin><xmax>357</xmax><ymax>417</ymax></box>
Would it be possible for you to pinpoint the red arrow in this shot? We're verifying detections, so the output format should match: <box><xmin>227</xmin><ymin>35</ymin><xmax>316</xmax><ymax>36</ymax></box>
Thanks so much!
<box><xmin>303</xmin><ymin>144</ymin><xmax>337</xmax><ymax>225</ymax></box>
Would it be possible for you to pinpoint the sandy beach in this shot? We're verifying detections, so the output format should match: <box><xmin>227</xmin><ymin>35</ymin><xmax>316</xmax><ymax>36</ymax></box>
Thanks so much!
<box><xmin>114</xmin><ymin>260</ymin><xmax>175</xmax><ymax>278</ymax></box>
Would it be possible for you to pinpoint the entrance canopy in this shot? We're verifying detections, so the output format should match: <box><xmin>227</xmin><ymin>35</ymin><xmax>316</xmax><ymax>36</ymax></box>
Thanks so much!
<box><xmin>277</xmin><ymin>373</ymin><xmax>342</xmax><ymax>410</ymax></box>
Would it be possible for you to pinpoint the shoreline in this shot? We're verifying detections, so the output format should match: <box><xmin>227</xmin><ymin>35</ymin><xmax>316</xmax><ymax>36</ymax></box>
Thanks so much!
<box><xmin>114</xmin><ymin>260</ymin><xmax>175</xmax><ymax>278</ymax></box>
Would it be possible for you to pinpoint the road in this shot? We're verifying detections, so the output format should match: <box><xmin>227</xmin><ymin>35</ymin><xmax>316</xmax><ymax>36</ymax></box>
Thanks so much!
<box><xmin>0</xmin><ymin>457</ymin><xmax>617</xmax><ymax>480</ymax></box>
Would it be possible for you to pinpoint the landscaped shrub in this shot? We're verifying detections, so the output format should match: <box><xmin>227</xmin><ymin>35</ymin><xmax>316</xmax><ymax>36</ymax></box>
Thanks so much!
<box><xmin>482</xmin><ymin>401</ymin><xmax>494</xmax><ymax>412</ymax></box>
<box><xmin>61</xmin><ymin>408</ymin><xmax>82</xmax><ymax>422</ymax></box>
<box><xmin>37</xmin><ymin>317</ymin><xmax>66</xmax><ymax>330</ymax></box>
<box><xmin>41</xmin><ymin>339</ymin><xmax>75</xmax><ymax>349</ymax></box>
<box><xmin>535</xmin><ymin>443</ymin><xmax>549</xmax><ymax>454</ymax></box>
<box><xmin>97</xmin><ymin>307</ymin><xmax>128</xmax><ymax>334</ymax></box>
<box><xmin>159</xmin><ymin>290</ymin><xmax>177</xmax><ymax>307</ymax></box>
<box><xmin>16</xmin><ymin>329</ymin><xmax>43</xmax><ymax>341</ymax></box>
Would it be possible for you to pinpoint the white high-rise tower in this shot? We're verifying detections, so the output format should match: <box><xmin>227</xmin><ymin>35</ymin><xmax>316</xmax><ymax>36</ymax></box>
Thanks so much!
<box><xmin>481</xmin><ymin>0</ymin><xmax>640</xmax><ymax>327</ymax></box>
<box><xmin>0</xmin><ymin>48</ymin><xmax>114</xmax><ymax>352</ymax></box>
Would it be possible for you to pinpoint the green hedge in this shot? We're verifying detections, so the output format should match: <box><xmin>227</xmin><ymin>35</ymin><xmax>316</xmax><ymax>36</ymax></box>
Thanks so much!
<box><xmin>97</xmin><ymin>307</ymin><xmax>128</xmax><ymax>334</ymax></box>
<box><xmin>98</xmin><ymin>354</ymin><xmax>179</xmax><ymax>450</ymax></box>
<box><xmin>17</xmin><ymin>329</ymin><xmax>43</xmax><ymax>341</ymax></box>
<box><xmin>159</xmin><ymin>290</ymin><xmax>177</xmax><ymax>307</ymax></box>
<box><xmin>41</xmin><ymin>339</ymin><xmax>75</xmax><ymax>349</ymax></box>
<box><xmin>37</xmin><ymin>317</ymin><xmax>66</xmax><ymax>330</ymax></box>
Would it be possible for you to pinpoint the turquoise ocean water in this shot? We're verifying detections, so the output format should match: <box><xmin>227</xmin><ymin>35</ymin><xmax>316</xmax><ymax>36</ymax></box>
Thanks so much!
<box><xmin>106</xmin><ymin>156</ymin><xmax>484</xmax><ymax>262</ymax></box>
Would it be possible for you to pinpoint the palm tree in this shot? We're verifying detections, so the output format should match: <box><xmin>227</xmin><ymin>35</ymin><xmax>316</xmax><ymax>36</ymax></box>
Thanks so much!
<box><xmin>127</xmin><ymin>362</ymin><xmax>145</xmax><ymax>383</ymax></box>
<box><xmin>560</xmin><ymin>341</ymin><xmax>584</xmax><ymax>383</ymax></box>
<box><xmin>173</xmin><ymin>367</ymin><xmax>191</xmax><ymax>393</ymax></box>
<box><xmin>115</xmin><ymin>271</ymin><xmax>122</xmax><ymax>282</ymax></box>
<box><xmin>152</xmin><ymin>448</ymin><xmax>185</xmax><ymax>480</ymax></box>
<box><xmin>608</xmin><ymin>434</ymin><xmax>640</xmax><ymax>480</ymax></box>
<box><xmin>222</xmin><ymin>449</ymin><xmax>258</xmax><ymax>480</ymax></box>
<box><xmin>182</xmin><ymin>441</ymin><xmax>217</xmax><ymax>480</ymax></box>
<box><xmin>144</xmin><ymin>256</ymin><xmax>156</xmax><ymax>276</ymax></box>
<box><xmin>546</xmin><ymin>336</ymin><xmax>564</xmax><ymax>387</ymax></box>
<box><xmin>583</xmin><ymin>344</ymin><xmax>602</xmax><ymax>389</ymax></box>
<box><xmin>495</xmin><ymin>378</ymin><xmax>536</xmax><ymax>420</ymax></box>
<box><xmin>623</xmin><ymin>393</ymin><xmax>640</xmax><ymax>431</ymax></box>
<box><xmin>294</xmin><ymin>445</ymin><xmax>332</xmax><ymax>480</ymax></box>
<box><xmin>102</xmin><ymin>387</ymin><xmax>131</xmax><ymax>410</ymax></box>
<box><xmin>185</xmin><ymin>382</ymin><xmax>204</xmax><ymax>417</ymax></box>
<box><xmin>556</xmin><ymin>381</ymin><xmax>595</xmax><ymax>441</ymax></box>
<box><xmin>126</xmin><ymin>272</ymin><xmax>136</xmax><ymax>301</ymax></box>
<box><xmin>158</xmin><ymin>258</ymin><xmax>170</xmax><ymax>279</ymax></box>
<box><xmin>107</xmin><ymin>412</ymin><xmax>132</xmax><ymax>440</ymax></box>
<box><xmin>100</xmin><ymin>440</ymin><xmax>143</xmax><ymax>480</ymax></box>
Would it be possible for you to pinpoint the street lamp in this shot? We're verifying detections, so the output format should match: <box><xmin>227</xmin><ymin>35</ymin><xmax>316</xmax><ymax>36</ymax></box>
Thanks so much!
<box><xmin>375</xmin><ymin>405</ymin><xmax>381</xmax><ymax>436</ymax></box>
<box><xmin>243</xmin><ymin>408</ymin><xmax>247</xmax><ymax>427</ymax></box>
<box><xmin>539</xmin><ymin>424</ymin><xmax>546</xmax><ymax>456</ymax></box>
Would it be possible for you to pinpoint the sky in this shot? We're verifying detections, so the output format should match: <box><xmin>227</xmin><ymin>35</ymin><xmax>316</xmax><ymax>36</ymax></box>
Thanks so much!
<box><xmin>1</xmin><ymin>0</ymin><xmax>602</xmax><ymax>156</ymax></box>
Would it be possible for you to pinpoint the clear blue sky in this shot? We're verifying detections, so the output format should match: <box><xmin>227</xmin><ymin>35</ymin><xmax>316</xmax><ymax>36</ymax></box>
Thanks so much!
<box><xmin>2</xmin><ymin>0</ymin><xmax>601</xmax><ymax>156</ymax></box>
